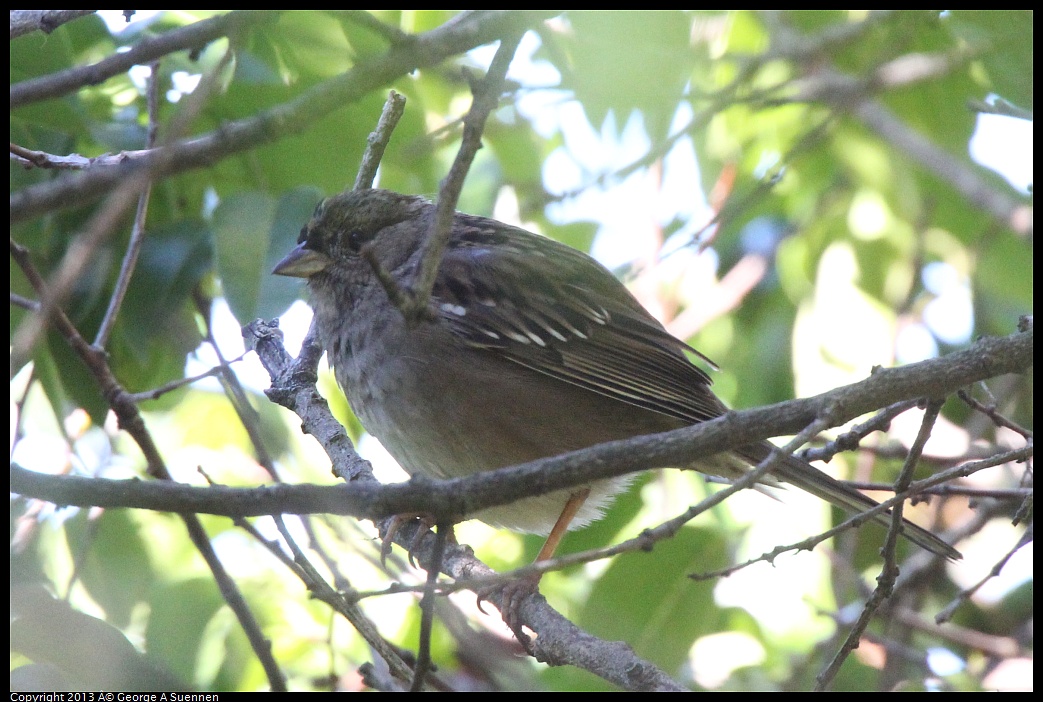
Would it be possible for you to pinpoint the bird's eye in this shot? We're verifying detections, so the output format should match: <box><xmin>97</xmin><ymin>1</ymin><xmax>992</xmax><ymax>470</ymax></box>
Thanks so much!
<box><xmin>347</xmin><ymin>230</ymin><xmax>367</xmax><ymax>252</ymax></box>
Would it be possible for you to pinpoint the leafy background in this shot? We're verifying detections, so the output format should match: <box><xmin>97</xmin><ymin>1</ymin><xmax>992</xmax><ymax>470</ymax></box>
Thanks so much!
<box><xmin>10</xmin><ymin>10</ymin><xmax>1032</xmax><ymax>692</ymax></box>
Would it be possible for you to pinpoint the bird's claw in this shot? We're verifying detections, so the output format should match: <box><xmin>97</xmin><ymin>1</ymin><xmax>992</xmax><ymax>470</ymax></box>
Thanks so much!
<box><xmin>476</xmin><ymin>574</ymin><xmax>541</xmax><ymax>645</ymax></box>
<box><xmin>380</xmin><ymin>514</ymin><xmax>454</xmax><ymax>568</ymax></box>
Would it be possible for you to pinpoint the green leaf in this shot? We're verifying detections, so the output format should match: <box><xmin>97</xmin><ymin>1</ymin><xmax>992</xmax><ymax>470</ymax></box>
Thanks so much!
<box><xmin>948</xmin><ymin>10</ymin><xmax>1033</xmax><ymax>112</ymax></box>
<box><xmin>558</xmin><ymin>10</ymin><xmax>695</xmax><ymax>142</ymax></box>
<box><xmin>260</xmin><ymin>186</ymin><xmax>324</xmax><ymax>319</ymax></box>
<box><xmin>213</xmin><ymin>191</ymin><xmax>276</xmax><ymax>323</ymax></box>
<box><xmin>65</xmin><ymin>510</ymin><xmax>154</xmax><ymax>629</ymax></box>
<box><xmin>578</xmin><ymin>526</ymin><xmax>730</xmax><ymax>674</ymax></box>
<box><xmin>146</xmin><ymin>578</ymin><xmax>228</xmax><ymax>687</ymax></box>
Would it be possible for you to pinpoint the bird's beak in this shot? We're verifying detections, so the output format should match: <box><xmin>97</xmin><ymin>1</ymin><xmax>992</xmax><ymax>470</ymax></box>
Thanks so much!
<box><xmin>272</xmin><ymin>242</ymin><xmax>332</xmax><ymax>278</ymax></box>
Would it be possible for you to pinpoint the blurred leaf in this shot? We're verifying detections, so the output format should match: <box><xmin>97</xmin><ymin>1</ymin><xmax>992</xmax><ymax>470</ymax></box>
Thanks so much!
<box><xmin>578</xmin><ymin>526</ymin><xmax>730</xmax><ymax>674</ymax></box>
<box><xmin>949</xmin><ymin>10</ymin><xmax>1033</xmax><ymax>111</ymax></box>
<box><xmin>557</xmin><ymin>10</ymin><xmax>695</xmax><ymax>142</ymax></box>
<box><xmin>213</xmin><ymin>191</ymin><xmax>276</xmax><ymax>323</ymax></box>
<box><xmin>64</xmin><ymin>510</ymin><xmax>154</xmax><ymax>628</ymax></box>
<box><xmin>146</xmin><ymin>578</ymin><xmax>229</xmax><ymax>688</ymax></box>
<box><xmin>11</xmin><ymin>584</ymin><xmax>185</xmax><ymax>691</ymax></box>
<box><xmin>44</xmin><ymin>330</ymin><xmax>110</xmax><ymax>425</ymax></box>
<box><xmin>261</xmin><ymin>185</ymin><xmax>324</xmax><ymax>318</ymax></box>
<box><xmin>108</xmin><ymin>219</ymin><xmax>212</xmax><ymax>397</ymax></box>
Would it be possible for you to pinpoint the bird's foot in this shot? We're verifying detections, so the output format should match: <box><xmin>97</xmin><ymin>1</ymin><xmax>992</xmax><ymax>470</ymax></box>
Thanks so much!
<box><xmin>476</xmin><ymin>574</ymin><xmax>542</xmax><ymax>647</ymax></box>
<box><xmin>380</xmin><ymin>514</ymin><xmax>455</xmax><ymax>567</ymax></box>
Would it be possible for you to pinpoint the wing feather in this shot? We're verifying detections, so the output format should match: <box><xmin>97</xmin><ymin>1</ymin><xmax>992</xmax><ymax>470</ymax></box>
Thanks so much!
<box><xmin>434</xmin><ymin>219</ymin><xmax>723</xmax><ymax>424</ymax></box>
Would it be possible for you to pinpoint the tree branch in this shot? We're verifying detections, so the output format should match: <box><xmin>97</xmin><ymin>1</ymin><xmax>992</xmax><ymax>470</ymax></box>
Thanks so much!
<box><xmin>10</xmin><ymin>10</ymin><xmax>97</xmax><ymax>40</ymax></box>
<box><xmin>13</xmin><ymin>326</ymin><xmax>1032</xmax><ymax>522</ymax></box>
<box><xmin>10</xmin><ymin>11</ymin><xmax>559</xmax><ymax>224</ymax></box>
<box><xmin>10</xmin><ymin>11</ymin><xmax>270</xmax><ymax>107</ymax></box>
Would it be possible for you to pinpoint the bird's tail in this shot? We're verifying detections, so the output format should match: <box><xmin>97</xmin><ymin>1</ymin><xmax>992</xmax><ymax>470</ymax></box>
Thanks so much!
<box><xmin>736</xmin><ymin>442</ymin><xmax>961</xmax><ymax>560</ymax></box>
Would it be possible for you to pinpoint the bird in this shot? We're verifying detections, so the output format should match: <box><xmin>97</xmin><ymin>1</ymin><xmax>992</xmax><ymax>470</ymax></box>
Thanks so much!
<box><xmin>273</xmin><ymin>187</ymin><xmax>960</xmax><ymax>617</ymax></box>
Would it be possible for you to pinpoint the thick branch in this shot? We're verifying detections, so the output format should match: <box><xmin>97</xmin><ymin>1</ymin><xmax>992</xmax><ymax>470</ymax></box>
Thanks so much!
<box><xmin>10</xmin><ymin>10</ymin><xmax>97</xmax><ymax>40</ymax></box>
<box><xmin>12</xmin><ymin>327</ymin><xmax>1032</xmax><ymax>521</ymax></box>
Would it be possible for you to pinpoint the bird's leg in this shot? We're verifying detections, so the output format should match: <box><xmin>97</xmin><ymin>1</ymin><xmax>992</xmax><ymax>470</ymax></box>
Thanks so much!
<box><xmin>485</xmin><ymin>488</ymin><xmax>591</xmax><ymax>634</ymax></box>
<box><xmin>535</xmin><ymin>487</ymin><xmax>592</xmax><ymax>563</ymax></box>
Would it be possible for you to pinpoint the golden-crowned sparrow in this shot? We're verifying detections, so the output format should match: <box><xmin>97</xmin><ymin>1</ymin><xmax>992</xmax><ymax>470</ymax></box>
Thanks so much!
<box><xmin>274</xmin><ymin>187</ymin><xmax>960</xmax><ymax>567</ymax></box>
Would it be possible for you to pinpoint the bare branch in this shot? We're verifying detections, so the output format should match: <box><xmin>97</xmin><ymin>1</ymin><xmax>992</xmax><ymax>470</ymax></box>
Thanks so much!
<box><xmin>10</xmin><ymin>10</ymin><xmax>96</xmax><ymax>40</ymax></box>
<box><xmin>12</xmin><ymin>327</ymin><xmax>1032</xmax><ymax>523</ymax></box>
<box><xmin>355</xmin><ymin>90</ymin><xmax>408</xmax><ymax>191</ymax></box>
<box><xmin>407</xmin><ymin>32</ymin><xmax>524</xmax><ymax>321</ymax></box>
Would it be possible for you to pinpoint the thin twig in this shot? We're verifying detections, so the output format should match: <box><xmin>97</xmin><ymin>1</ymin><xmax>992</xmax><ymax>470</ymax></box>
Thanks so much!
<box><xmin>411</xmin><ymin>524</ymin><xmax>451</xmax><ymax>692</ymax></box>
<box><xmin>274</xmin><ymin>513</ymin><xmax>423</xmax><ymax>688</ymax></box>
<box><xmin>815</xmin><ymin>399</ymin><xmax>943</xmax><ymax>691</ymax></box>
<box><xmin>125</xmin><ymin>353</ymin><xmax>248</xmax><ymax>402</ymax></box>
<box><xmin>800</xmin><ymin>400</ymin><xmax>919</xmax><ymax>463</ymax></box>
<box><xmin>406</xmin><ymin>32</ymin><xmax>524</xmax><ymax>322</ymax></box>
<box><xmin>355</xmin><ymin>90</ymin><xmax>408</xmax><ymax>191</ymax></box>
<box><xmin>94</xmin><ymin>61</ymin><xmax>162</xmax><ymax>349</ymax></box>
<box><xmin>936</xmin><ymin>527</ymin><xmax>1033</xmax><ymax>625</ymax></box>
<box><xmin>958</xmin><ymin>388</ymin><xmax>1034</xmax><ymax>439</ymax></box>
<box><xmin>9</xmin><ymin>142</ymin><xmax>96</xmax><ymax>170</ymax></box>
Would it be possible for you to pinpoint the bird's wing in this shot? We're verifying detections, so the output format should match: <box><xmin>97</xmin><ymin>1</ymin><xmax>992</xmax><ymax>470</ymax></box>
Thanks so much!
<box><xmin>433</xmin><ymin>217</ymin><xmax>725</xmax><ymax>424</ymax></box>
